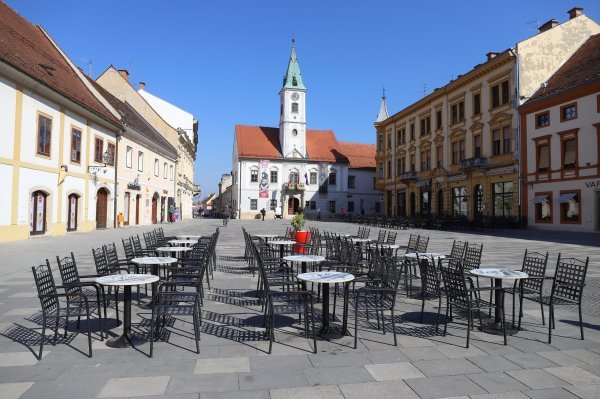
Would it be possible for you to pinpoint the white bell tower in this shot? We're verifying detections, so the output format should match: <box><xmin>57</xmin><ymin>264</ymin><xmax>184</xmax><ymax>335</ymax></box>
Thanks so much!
<box><xmin>279</xmin><ymin>39</ymin><xmax>307</xmax><ymax>159</ymax></box>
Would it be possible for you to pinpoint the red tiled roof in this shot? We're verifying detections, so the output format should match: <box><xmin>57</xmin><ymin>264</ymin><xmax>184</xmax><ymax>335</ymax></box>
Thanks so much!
<box><xmin>235</xmin><ymin>125</ymin><xmax>349</xmax><ymax>163</ymax></box>
<box><xmin>0</xmin><ymin>3</ymin><xmax>119</xmax><ymax>125</ymax></box>
<box><xmin>336</xmin><ymin>142</ymin><xmax>376</xmax><ymax>169</ymax></box>
<box><xmin>527</xmin><ymin>33</ymin><xmax>600</xmax><ymax>104</ymax></box>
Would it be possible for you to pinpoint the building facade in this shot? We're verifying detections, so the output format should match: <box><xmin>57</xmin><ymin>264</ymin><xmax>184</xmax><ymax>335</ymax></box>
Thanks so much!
<box><xmin>376</xmin><ymin>8</ymin><xmax>599</xmax><ymax>223</ymax></box>
<box><xmin>232</xmin><ymin>42</ymin><xmax>379</xmax><ymax>220</ymax></box>
<box><xmin>0</xmin><ymin>3</ymin><xmax>121</xmax><ymax>242</ymax></box>
<box><xmin>521</xmin><ymin>33</ymin><xmax>600</xmax><ymax>231</ymax></box>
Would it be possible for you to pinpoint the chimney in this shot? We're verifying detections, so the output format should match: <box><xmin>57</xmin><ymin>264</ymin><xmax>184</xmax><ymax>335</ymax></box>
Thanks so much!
<box><xmin>486</xmin><ymin>52</ymin><xmax>499</xmax><ymax>61</ymax></box>
<box><xmin>139</xmin><ymin>82</ymin><xmax>145</xmax><ymax>90</ymax></box>
<box><xmin>118</xmin><ymin>69</ymin><xmax>129</xmax><ymax>82</ymax></box>
<box><xmin>538</xmin><ymin>19</ymin><xmax>559</xmax><ymax>33</ymax></box>
<box><xmin>568</xmin><ymin>7</ymin><xmax>583</xmax><ymax>19</ymax></box>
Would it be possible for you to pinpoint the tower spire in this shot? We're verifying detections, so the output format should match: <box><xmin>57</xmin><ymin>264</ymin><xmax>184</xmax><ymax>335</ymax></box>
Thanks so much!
<box><xmin>376</xmin><ymin>87</ymin><xmax>389</xmax><ymax>123</ymax></box>
<box><xmin>282</xmin><ymin>39</ymin><xmax>306</xmax><ymax>90</ymax></box>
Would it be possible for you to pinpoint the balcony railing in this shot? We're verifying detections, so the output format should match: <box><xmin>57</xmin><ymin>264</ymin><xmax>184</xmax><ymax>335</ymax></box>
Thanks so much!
<box><xmin>283</xmin><ymin>182</ymin><xmax>306</xmax><ymax>191</ymax></box>
<box><xmin>398</xmin><ymin>171</ymin><xmax>418</xmax><ymax>180</ymax></box>
<box><xmin>460</xmin><ymin>157</ymin><xmax>488</xmax><ymax>170</ymax></box>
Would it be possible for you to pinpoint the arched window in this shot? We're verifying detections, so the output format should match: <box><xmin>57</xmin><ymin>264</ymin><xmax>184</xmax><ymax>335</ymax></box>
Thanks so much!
<box><xmin>474</xmin><ymin>184</ymin><xmax>484</xmax><ymax>219</ymax></box>
<box><xmin>292</xmin><ymin>103</ymin><xmax>299</xmax><ymax>113</ymax></box>
<box><xmin>30</xmin><ymin>191</ymin><xmax>47</xmax><ymax>235</ymax></box>
<box><xmin>67</xmin><ymin>194</ymin><xmax>79</xmax><ymax>231</ymax></box>
<box><xmin>289</xmin><ymin>171</ymin><xmax>299</xmax><ymax>184</ymax></box>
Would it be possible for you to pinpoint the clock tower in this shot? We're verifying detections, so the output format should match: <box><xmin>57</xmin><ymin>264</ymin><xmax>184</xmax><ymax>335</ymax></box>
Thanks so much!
<box><xmin>279</xmin><ymin>39</ymin><xmax>307</xmax><ymax>158</ymax></box>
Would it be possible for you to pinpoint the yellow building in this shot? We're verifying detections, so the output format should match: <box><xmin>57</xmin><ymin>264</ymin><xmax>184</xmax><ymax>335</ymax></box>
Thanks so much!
<box><xmin>376</xmin><ymin>8</ymin><xmax>600</xmax><ymax>225</ymax></box>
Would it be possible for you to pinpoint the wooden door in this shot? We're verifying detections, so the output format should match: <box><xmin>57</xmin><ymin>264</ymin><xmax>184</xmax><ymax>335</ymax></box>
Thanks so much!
<box><xmin>135</xmin><ymin>195</ymin><xmax>140</xmax><ymax>225</ymax></box>
<box><xmin>151</xmin><ymin>196</ymin><xmax>158</xmax><ymax>224</ymax></box>
<box><xmin>123</xmin><ymin>192</ymin><xmax>130</xmax><ymax>225</ymax></box>
<box><xmin>30</xmin><ymin>191</ymin><xmax>47</xmax><ymax>235</ymax></box>
<box><xmin>96</xmin><ymin>188</ymin><xmax>108</xmax><ymax>228</ymax></box>
<box><xmin>67</xmin><ymin>194</ymin><xmax>78</xmax><ymax>231</ymax></box>
<box><xmin>287</xmin><ymin>198</ymin><xmax>299</xmax><ymax>215</ymax></box>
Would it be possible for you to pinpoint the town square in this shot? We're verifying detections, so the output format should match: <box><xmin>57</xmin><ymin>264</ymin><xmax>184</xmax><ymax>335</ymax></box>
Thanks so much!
<box><xmin>0</xmin><ymin>1</ymin><xmax>599</xmax><ymax>398</ymax></box>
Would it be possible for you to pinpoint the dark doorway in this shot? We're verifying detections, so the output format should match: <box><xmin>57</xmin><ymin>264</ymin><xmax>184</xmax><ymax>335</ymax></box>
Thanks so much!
<box><xmin>96</xmin><ymin>188</ymin><xmax>108</xmax><ymax>228</ymax></box>
<box><xmin>135</xmin><ymin>195</ymin><xmax>141</xmax><ymax>225</ymax></box>
<box><xmin>409</xmin><ymin>192</ymin><xmax>416</xmax><ymax>217</ymax></box>
<box><xmin>30</xmin><ymin>191</ymin><xmax>47</xmax><ymax>235</ymax></box>
<box><xmin>152</xmin><ymin>194</ymin><xmax>158</xmax><ymax>224</ymax></box>
<box><xmin>67</xmin><ymin>194</ymin><xmax>79</xmax><ymax>231</ymax></box>
<box><xmin>287</xmin><ymin>197</ymin><xmax>299</xmax><ymax>215</ymax></box>
<box><xmin>437</xmin><ymin>189</ymin><xmax>444</xmax><ymax>216</ymax></box>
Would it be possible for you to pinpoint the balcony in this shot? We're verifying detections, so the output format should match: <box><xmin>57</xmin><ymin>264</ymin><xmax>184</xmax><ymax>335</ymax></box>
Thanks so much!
<box><xmin>460</xmin><ymin>157</ymin><xmax>488</xmax><ymax>170</ymax></box>
<box><xmin>283</xmin><ymin>182</ymin><xmax>306</xmax><ymax>191</ymax></box>
<box><xmin>398</xmin><ymin>171</ymin><xmax>418</xmax><ymax>181</ymax></box>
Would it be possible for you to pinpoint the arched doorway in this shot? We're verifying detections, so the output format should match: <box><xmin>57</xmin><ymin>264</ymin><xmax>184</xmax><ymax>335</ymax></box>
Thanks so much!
<box><xmin>96</xmin><ymin>188</ymin><xmax>108</xmax><ymax>229</ymax></box>
<box><xmin>473</xmin><ymin>184</ymin><xmax>484</xmax><ymax>219</ymax></box>
<box><xmin>151</xmin><ymin>194</ymin><xmax>159</xmax><ymax>224</ymax></box>
<box><xmin>437</xmin><ymin>189</ymin><xmax>444</xmax><ymax>216</ymax></box>
<box><xmin>287</xmin><ymin>197</ymin><xmax>299</xmax><ymax>215</ymax></box>
<box><xmin>123</xmin><ymin>192</ymin><xmax>130</xmax><ymax>226</ymax></box>
<box><xmin>409</xmin><ymin>192</ymin><xmax>416</xmax><ymax>217</ymax></box>
<box><xmin>67</xmin><ymin>194</ymin><xmax>79</xmax><ymax>231</ymax></box>
<box><xmin>30</xmin><ymin>190</ymin><xmax>47</xmax><ymax>235</ymax></box>
<box><xmin>135</xmin><ymin>194</ymin><xmax>141</xmax><ymax>225</ymax></box>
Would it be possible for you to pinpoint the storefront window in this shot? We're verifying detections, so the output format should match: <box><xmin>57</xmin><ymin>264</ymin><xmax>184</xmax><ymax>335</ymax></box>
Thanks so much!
<box><xmin>559</xmin><ymin>192</ymin><xmax>580</xmax><ymax>223</ymax></box>
<box><xmin>452</xmin><ymin>187</ymin><xmax>467</xmax><ymax>217</ymax></box>
<box><xmin>492</xmin><ymin>182</ymin><xmax>513</xmax><ymax>217</ymax></box>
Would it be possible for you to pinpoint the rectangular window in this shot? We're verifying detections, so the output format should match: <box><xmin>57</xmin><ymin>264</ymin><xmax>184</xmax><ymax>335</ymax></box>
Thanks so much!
<box><xmin>348</xmin><ymin>175</ymin><xmax>356</xmax><ymax>189</ymax></box>
<box><xmin>436</xmin><ymin>145</ymin><xmax>443</xmax><ymax>167</ymax></box>
<box><xmin>164</xmin><ymin>162</ymin><xmax>168</xmax><ymax>179</ymax></box>
<box><xmin>562</xmin><ymin>138</ymin><xmax>577</xmax><ymax>169</ymax></box>
<box><xmin>492</xmin><ymin>79</ymin><xmax>510</xmax><ymax>108</ymax></box>
<box><xmin>270</xmin><ymin>199</ymin><xmax>277</xmax><ymax>210</ymax></box>
<box><xmin>410</xmin><ymin>155</ymin><xmax>415</xmax><ymax>171</ymax></box>
<box><xmin>347</xmin><ymin>201</ymin><xmax>355</xmax><ymax>213</ymax></box>
<box><xmin>387</xmin><ymin>133</ymin><xmax>391</xmax><ymax>149</ymax></box>
<box><xmin>378</xmin><ymin>134</ymin><xmax>383</xmax><ymax>150</ymax></box>
<box><xmin>154</xmin><ymin>159</ymin><xmax>159</xmax><ymax>176</ymax></box>
<box><xmin>378</xmin><ymin>162</ymin><xmax>384</xmax><ymax>179</ymax></box>
<box><xmin>452</xmin><ymin>187</ymin><xmax>467</xmax><ymax>216</ymax></box>
<box><xmin>291</xmin><ymin>103</ymin><xmax>298</xmax><ymax>113</ymax></box>
<box><xmin>250</xmin><ymin>199</ymin><xmax>257</xmax><ymax>210</ymax></box>
<box><xmin>398</xmin><ymin>128</ymin><xmax>405</xmax><ymax>144</ymax></box>
<box><xmin>397</xmin><ymin>158</ymin><xmax>403</xmax><ymax>174</ymax></box>
<box><xmin>534</xmin><ymin>192</ymin><xmax>552</xmax><ymax>223</ymax></box>
<box><xmin>537</xmin><ymin>142</ymin><xmax>550</xmax><ymax>172</ymax></box>
<box><xmin>126</xmin><ymin>146</ymin><xmax>133</xmax><ymax>168</ymax></box>
<box><xmin>70</xmin><ymin>127</ymin><xmax>81</xmax><ymax>163</ymax></box>
<box><xmin>37</xmin><ymin>114</ymin><xmax>52</xmax><ymax>157</ymax></box>
<box><xmin>473</xmin><ymin>93</ymin><xmax>481</xmax><ymax>116</ymax></box>
<box><xmin>310</xmin><ymin>201</ymin><xmax>316</xmax><ymax>210</ymax></box>
<box><xmin>328</xmin><ymin>201</ymin><xmax>336</xmax><ymax>213</ymax></box>
<box><xmin>137</xmin><ymin>151</ymin><xmax>144</xmax><ymax>172</ymax></box>
<box><xmin>474</xmin><ymin>135</ymin><xmax>481</xmax><ymax>158</ymax></box>
<box><xmin>436</xmin><ymin>110</ymin><xmax>442</xmax><ymax>129</ymax></box>
<box><xmin>170</xmin><ymin>165</ymin><xmax>174</xmax><ymax>181</ymax></box>
<box><xmin>559</xmin><ymin>190</ymin><xmax>580</xmax><ymax>223</ymax></box>
<box><xmin>328</xmin><ymin>172</ymin><xmax>336</xmax><ymax>185</ymax></box>
<box><xmin>459</xmin><ymin>140</ymin><xmax>465</xmax><ymax>162</ymax></box>
<box><xmin>503</xmin><ymin>126</ymin><xmax>511</xmax><ymax>153</ymax></box>
<box><xmin>250</xmin><ymin>169</ymin><xmax>258</xmax><ymax>182</ymax></box>
<box><xmin>420</xmin><ymin>116</ymin><xmax>430</xmax><ymax>136</ymax></box>
<box><xmin>536</xmin><ymin>111</ymin><xmax>550</xmax><ymax>128</ymax></box>
<box><xmin>410</xmin><ymin>123</ymin><xmax>415</xmax><ymax>140</ymax></box>
<box><xmin>560</xmin><ymin>103</ymin><xmax>577</xmax><ymax>121</ymax></box>
<box><xmin>420</xmin><ymin>150</ymin><xmax>430</xmax><ymax>171</ymax></box>
<box><xmin>451</xmin><ymin>101</ymin><xmax>465</xmax><ymax>124</ymax></box>
<box><xmin>492</xmin><ymin>129</ymin><xmax>501</xmax><ymax>155</ymax></box>
<box><xmin>492</xmin><ymin>181</ymin><xmax>513</xmax><ymax>217</ymax></box>
<box><xmin>270</xmin><ymin>170</ymin><xmax>278</xmax><ymax>183</ymax></box>
<box><xmin>94</xmin><ymin>137</ymin><xmax>104</xmax><ymax>163</ymax></box>
<box><xmin>106</xmin><ymin>143</ymin><xmax>115</xmax><ymax>166</ymax></box>
<box><xmin>452</xmin><ymin>142</ymin><xmax>458</xmax><ymax>164</ymax></box>
<box><xmin>387</xmin><ymin>161</ymin><xmax>391</xmax><ymax>179</ymax></box>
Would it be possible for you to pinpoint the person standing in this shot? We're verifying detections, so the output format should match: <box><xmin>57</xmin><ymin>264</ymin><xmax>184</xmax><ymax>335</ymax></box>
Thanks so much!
<box><xmin>317</xmin><ymin>208</ymin><xmax>321</xmax><ymax>221</ymax></box>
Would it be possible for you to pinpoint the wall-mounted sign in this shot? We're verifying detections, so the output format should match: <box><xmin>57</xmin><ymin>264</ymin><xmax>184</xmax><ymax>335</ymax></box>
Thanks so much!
<box><xmin>127</xmin><ymin>182</ymin><xmax>141</xmax><ymax>191</ymax></box>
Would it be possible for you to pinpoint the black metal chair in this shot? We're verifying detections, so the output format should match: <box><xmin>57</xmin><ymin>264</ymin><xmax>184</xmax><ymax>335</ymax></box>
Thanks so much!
<box><xmin>32</xmin><ymin>263</ymin><xmax>97</xmax><ymax>358</ymax></box>
<box><xmin>376</xmin><ymin>230</ymin><xmax>386</xmax><ymax>243</ymax></box>
<box><xmin>439</xmin><ymin>259</ymin><xmax>506</xmax><ymax>348</ymax></box>
<box><xmin>415</xmin><ymin>235</ymin><xmax>429</xmax><ymax>253</ymax></box>
<box><xmin>418</xmin><ymin>256</ymin><xmax>443</xmax><ymax>330</ymax></box>
<box><xmin>447</xmin><ymin>240</ymin><xmax>467</xmax><ymax>260</ymax></box>
<box><xmin>386</xmin><ymin>231</ymin><xmax>397</xmax><ymax>245</ymax></box>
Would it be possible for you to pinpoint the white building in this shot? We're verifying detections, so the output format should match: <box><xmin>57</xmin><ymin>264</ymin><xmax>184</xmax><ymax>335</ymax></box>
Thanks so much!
<box><xmin>231</xmin><ymin>42</ymin><xmax>379</xmax><ymax>219</ymax></box>
<box><xmin>0</xmin><ymin>3</ymin><xmax>121</xmax><ymax>241</ymax></box>
<box><xmin>521</xmin><ymin>32</ymin><xmax>600</xmax><ymax>231</ymax></box>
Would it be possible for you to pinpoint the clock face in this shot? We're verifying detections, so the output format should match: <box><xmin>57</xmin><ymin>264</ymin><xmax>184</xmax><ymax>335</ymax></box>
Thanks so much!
<box><xmin>291</xmin><ymin>92</ymin><xmax>299</xmax><ymax>101</ymax></box>
<box><xmin>292</xmin><ymin>129</ymin><xmax>298</xmax><ymax>136</ymax></box>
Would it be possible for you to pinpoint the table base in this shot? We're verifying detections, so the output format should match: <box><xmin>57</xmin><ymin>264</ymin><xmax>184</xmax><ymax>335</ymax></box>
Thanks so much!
<box><xmin>105</xmin><ymin>332</ymin><xmax>147</xmax><ymax>348</ymax></box>
<box><xmin>480</xmin><ymin>321</ymin><xmax>519</xmax><ymax>336</ymax></box>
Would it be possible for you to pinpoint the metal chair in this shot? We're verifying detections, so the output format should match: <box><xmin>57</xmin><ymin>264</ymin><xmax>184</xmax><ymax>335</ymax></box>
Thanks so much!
<box><xmin>418</xmin><ymin>256</ymin><xmax>443</xmax><ymax>330</ymax></box>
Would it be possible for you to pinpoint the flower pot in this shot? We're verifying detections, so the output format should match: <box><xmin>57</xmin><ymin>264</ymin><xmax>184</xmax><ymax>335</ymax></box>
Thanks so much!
<box><xmin>293</xmin><ymin>231</ymin><xmax>311</xmax><ymax>254</ymax></box>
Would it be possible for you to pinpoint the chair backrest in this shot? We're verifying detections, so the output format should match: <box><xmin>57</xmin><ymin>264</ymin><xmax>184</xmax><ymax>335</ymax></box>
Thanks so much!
<box><xmin>386</xmin><ymin>231</ymin><xmax>397</xmax><ymax>245</ymax></box>
<box><xmin>32</xmin><ymin>262</ymin><xmax>59</xmax><ymax>312</ymax></box>
<box><xmin>132</xmin><ymin>235</ymin><xmax>144</xmax><ymax>254</ymax></box>
<box><xmin>56</xmin><ymin>252</ymin><xmax>81</xmax><ymax>295</ymax></box>
<box><xmin>104</xmin><ymin>243</ymin><xmax>123</xmax><ymax>274</ymax></box>
<box><xmin>449</xmin><ymin>240</ymin><xmax>467</xmax><ymax>259</ymax></box>
<box><xmin>520</xmin><ymin>249</ymin><xmax>549</xmax><ymax>292</ymax></box>
<box><xmin>552</xmin><ymin>254</ymin><xmax>589</xmax><ymax>302</ymax></box>
<box><xmin>122</xmin><ymin>237</ymin><xmax>136</xmax><ymax>260</ymax></box>
<box><xmin>93</xmin><ymin>246</ymin><xmax>111</xmax><ymax>276</ymax></box>
<box><xmin>406</xmin><ymin>234</ymin><xmax>419</xmax><ymax>252</ymax></box>
<box><xmin>416</xmin><ymin>235</ymin><xmax>429</xmax><ymax>253</ymax></box>
<box><xmin>156</xmin><ymin>228</ymin><xmax>165</xmax><ymax>241</ymax></box>
<box><xmin>418</xmin><ymin>256</ymin><xmax>441</xmax><ymax>296</ymax></box>
<box><xmin>439</xmin><ymin>259</ymin><xmax>471</xmax><ymax>308</ymax></box>
<box><xmin>377</xmin><ymin>230</ymin><xmax>386</xmax><ymax>243</ymax></box>
<box><xmin>360</xmin><ymin>227</ymin><xmax>370</xmax><ymax>239</ymax></box>
<box><xmin>463</xmin><ymin>242</ymin><xmax>483</xmax><ymax>272</ymax></box>
<box><xmin>143</xmin><ymin>232</ymin><xmax>154</xmax><ymax>249</ymax></box>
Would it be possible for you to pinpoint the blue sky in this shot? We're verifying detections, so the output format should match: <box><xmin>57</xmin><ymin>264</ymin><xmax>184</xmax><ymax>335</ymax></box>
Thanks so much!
<box><xmin>7</xmin><ymin>0</ymin><xmax>600</xmax><ymax>196</ymax></box>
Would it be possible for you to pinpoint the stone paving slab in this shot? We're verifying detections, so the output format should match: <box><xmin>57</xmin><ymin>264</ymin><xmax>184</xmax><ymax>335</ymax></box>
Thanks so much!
<box><xmin>0</xmin><ymin>218</ymin><xmax>599</xmax><ymax>398</ymax></box>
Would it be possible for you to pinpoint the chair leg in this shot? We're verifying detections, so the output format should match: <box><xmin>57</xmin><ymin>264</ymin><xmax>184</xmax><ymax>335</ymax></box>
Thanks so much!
<box><xmin>40</xmin><ymin>313</ymin><xmax>47</xmax><ymax>360</ymax></box>
<box><xmin>517</xmin><ymin>291</ymin><xmax>524</xmax><ymax>330</ymax></box>
<box><xmin>311</xmin><ymin>301</ymin><xmax>317</xmax><ymax>354</ymax></box>
<box><xmin>420</xmin><ymin>295</ymin><xmax>425</xmax><ymax>323</ymax></box>
<box><xmin>443</xmin><ymin>302</ymin><xmax>449</xmax><ymax>337</ymax></box>
<box><xmin>86</xmin><ymin>313</ymin><xmax>92</xmax><ymax>358</ymax></box>
<box><xmin>435</xmin><ymin>295</ymin><xmax>442</xmax><ymax>333</ymax></box>
<box><xmin>193</xmin><ymin>304</ymin><xmax>200</xmax><ymax>354</ymax></box>
<box><xmin>501</xmin><ymin>294</ymin><xmax>507</xmax><ymax>346</ymax></box>
<box><xmin>548</xmin><ymin>303</ymin><xmax>553</xmax><ymax>344</ymax></box>
<box><xmin>53</xmin><ymin>315</ymin><xmax>60</xmax><ymax>345</ymax></box>
<box><xmin>149</xmin><ymin>307</ymin><xmax>155</xmax><ymax>358</ymax></box>
<box><xmin>466</xmin><ymin>309</ymin><xmax>471</xmax><ymax>348</ymax></box>
<box><xmin>540</xmin><ymin>293</ymin><xmax>545</xmax><ymax>326</ymax></box>
<box><xmin>579</xmin><ymin>303</ymin><xmax>584</xmax><ymax>340</ymax></box>
<box><xmin>381</xmin><ymin>309</ymin><xmax>386</xmax><ymax>335</ymax></box>
<box><xmin>354</xmin><ymin>299</ymin><xmax>359</xmax><ymax>349</ymax></box>
<box><xmin>511</xmin><ymin>291</ymin><xmax>516</xmax><ymax>327</ymax></box>
<box><xmin>390</xmin><ymin>307</ymin><xmax>397</xmax><ymax>346</ymax></box>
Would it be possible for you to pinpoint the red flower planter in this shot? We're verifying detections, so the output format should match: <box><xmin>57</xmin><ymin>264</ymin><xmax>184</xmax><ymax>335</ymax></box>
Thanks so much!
<box><xmin>293</xmin><ymin>231</ymin><xmax>311</xmax><ymax>254</ymax></box>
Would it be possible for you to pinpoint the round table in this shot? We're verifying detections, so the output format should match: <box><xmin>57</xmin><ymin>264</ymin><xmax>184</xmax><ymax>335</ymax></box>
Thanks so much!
<box><xmin>96</xmin><ymin>274</ymin><xmax>159</xmax><ymax>348</ymax></box>
<box><xmin>297</xmin><ymin>271</ymin><xmax>355</xmax><ymax>335</ymax></box>
<box><xmin>268</xmin><ymin>240</ymin><xmax>297</xmax><ymax>258</ymax></box>
<box><xmin>155</xmin><ymin>246</ymin><xmax>192</xmax><ymax>259</ymax></box>
<box><xmin>378</xmin><ymin>243</ymin><xmax>400</xmax><ymax>250</ymax></box>
<box><xmin>349</xmin><ymin>237</ymin><xmax>371</xmax><ymax>243</ymax></box>
<box><xmin>254</xmin><ymin>234</ymin><xmax>280</xmax><ymax>241</ymax></box>
<box><xmin>168</xmin><ymin>239</ymin><xmax>197</xmax><ymax>247</ymax></box>
<box><xmin>404</xmin><ymin>252</ymin><xmax>446</xmax><ymax>260</ymax></box>
<box><xmin>176</xmin><ymin>234</ymin><xmax>202</xmax><ymax>240</ymax></box>
<box><xmin>130</xmin><ymin>257</ymin><xmax>177</xmax><ymax>308</ymax></box>
<box><xmin>283</xmin><ymin>255</ymin><xmax>325</xmax><ymax>274</ymax></box>
<box><xmin>470</xmin><ymin>268</ymin><xmax>528</xmax><ymax>335</ymax></box>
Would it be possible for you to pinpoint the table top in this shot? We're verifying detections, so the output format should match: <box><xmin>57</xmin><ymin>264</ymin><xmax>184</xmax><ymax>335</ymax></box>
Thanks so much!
<box><xmin>350</xmin><ymin>237</ymin><xmax>371</xmax><ymax>243</ymax></box>
<box><xmin>268</xmin><ymin>240</ymin><xmax>297</xmax><ymax>246</ymax></box>
<box><xmin>96</xmin><ymin>273</ymin><xmax>159</xmax><ymax>286</ymax></box>
<box><xmin>297</xmin><ymin>271</ymin><xmax>355</xmax><ymax>284</ymax></box>
<box><xmin>470</xmin><ymin>268</ymin><xmax>528</xmax><ymax>280</ymax></box>
<box><xmin>255</xmin><ymin>234</ymin><xmax>280</xmax><ymax>238</ymax></box>
<box><xmin>130</xmin><ymin>257</ymin><xmax>177</xmax><ymax>265</ymax></box>
<box><xmin>168</xmin><ymin>239</ymin><xmax>197</xmax><ymax>245</ymax></box>
<box><xmin>283</xmin><ymin>255</ymin><xmax>326</xmax><ymax>263</ymax></box>
<box><xmin>155</xmin><ymin>246</ymin><xmax>193</xmax><ymax>252</ymax></box>
<box><xmin>404</xmin><ymin>252</ymin><xmax>445</xmax><ymax>259</ymax></box>
<box><xmin>377</xmin><ymin>243</ymin><xmax>400</xmax><ymax>249</ymax></box>
<box><xmin>176</xmin><ymin>235</ymin><xmax>202</xmax><ymax>239</ymax></box>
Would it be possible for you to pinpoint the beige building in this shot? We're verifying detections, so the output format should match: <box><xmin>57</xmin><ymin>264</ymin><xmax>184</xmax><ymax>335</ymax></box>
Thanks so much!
<box><xmin>521</xmin><ymin>33</ymin><xmax>600</xmax><ymax>231</ymax></box>
<box><xmin>376</xmin><ymin>8</ymin><xmax>599</xmax><ymax>223</ymax></box>
<box><xmin>96</xmin><ymin>67</ymin><xmax>197</xmax><ymax>221</ymax></box>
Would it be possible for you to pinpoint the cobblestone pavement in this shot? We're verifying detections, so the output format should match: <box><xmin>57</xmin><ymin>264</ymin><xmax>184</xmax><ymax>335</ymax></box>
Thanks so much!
<box><xmin>0</xmin><ymin>218</ymin><xmax>599</xmax><ymax>399</ymax></box>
